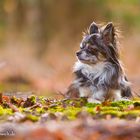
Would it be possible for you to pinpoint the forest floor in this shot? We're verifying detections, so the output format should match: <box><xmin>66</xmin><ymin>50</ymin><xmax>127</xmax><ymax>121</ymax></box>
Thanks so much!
<box><xmin>0</xmin><ymin>93</ymin><xmax>140</xmax><ymax>140</ymax></box>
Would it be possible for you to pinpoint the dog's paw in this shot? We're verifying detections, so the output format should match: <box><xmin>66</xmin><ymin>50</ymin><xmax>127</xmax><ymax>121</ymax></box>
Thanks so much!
<box><xmin>87</xmin><ymin>98</ymin><xmax>101</xmax><ymax>104</ymax></box>
<box><xmin>114</xmin><ymin>97</ymin><xmax>130</xmax><ymax>101</ymax></box>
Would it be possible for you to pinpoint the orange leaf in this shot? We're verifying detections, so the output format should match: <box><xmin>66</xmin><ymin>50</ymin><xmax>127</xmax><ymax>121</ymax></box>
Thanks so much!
<box><xmin>95</xmin><ymin>106</ymin><xmax>101</xmax><ymax>112</ymax></box>
<box><xmin>2</xmin><ymin>95</ymin><xmax>10</xmax><ymax>103</ymax></box>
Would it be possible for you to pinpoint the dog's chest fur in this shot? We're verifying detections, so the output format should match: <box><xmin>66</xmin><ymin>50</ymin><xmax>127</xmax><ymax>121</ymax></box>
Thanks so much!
<box><xmin>73</xmin><ymin>61</ymin><xmax>107</xmax><ymax>100</ymax></box>
<box><xmin>73</xmin><ymin>61</ymin><xmax>122</xmax><ymax>101</ymax></box>
<box><xmin>74</xmin><ymin>61</ymin><xmax>107</xmax><ymax>85</ymax></box>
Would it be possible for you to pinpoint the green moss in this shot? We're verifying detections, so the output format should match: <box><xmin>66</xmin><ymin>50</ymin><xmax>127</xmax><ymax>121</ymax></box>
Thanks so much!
<box><xmin>29</xmin><ymin>95</ymin><xmax>36</xmax><ymax>104</ymax></box>
<box><xmin>86</xmin><ymin>103</ymin><xmax>100</xmax><ymax>108</ymax></box>
<box><xmin>45</xmin><ymin>100</ymin><xmax>140</xmax><ymax>120</ymax></box>
<box><xmin>0</xmin><ymin>106</ymin><xmax>4</xmax><ymax>115</ymax></box>
<box><xmin>63</xmin><ymin>107</ymin><xmax>81</xmax><ymax>120</ymax></box>
<box><xmin>127</xmin><ymin>110</ymin><xmax>140</xmax><ymax>116</ymax></box>
<box><xmin>48</xmin><ymin>106</ymin><xmax>64</xmax><ymax>113</ymax></box>
<box><xmin>0</xmin><ymin>106</ymin><xmax>13</xmax><ymax>116</ymax></box>
<box><xmin>84</xmin><ymin>107</ymin><xmax>96</xmax><ymax>115</ymax></box>
<box><xmin>111</xmin><ymin>100</ymin><xmax>133</xmax><ymax>108</ymax></box>
<box><xmin>101</xmin><ymin>110</ymin><xmax>122</xmax><ymax>117</ymax></box>
<box><xmin>26</xmin><ymin>114</ymin><xmax>39</xmax><ymax>122</ymax></box>
<box><xmin>36</xmin><ymin>107</ymin><xmax>45</xmax><ymax>114</ymax></box>
<box><xmin>101</xmin><ymin>106</ymin><xmax>120</xmax><ymax>111</ymax></box>
<box><xmin>22</xmin><ymin>108</ymin><xmax>32</xmax><ymax>113</ymax></box>
<box><xmin>38</xmin><ymin>96</ymin><xmax>46</xmax><ymax>105</ymax></box>
<box><xmin>133</xmin><ymin>101</ymin><xmax>140</xmax><ymax>107</ymax></box>
<box><xmin>1</xmin><ymin>95</ymin><xmax>140</xmax><ymax>122</ymax></box>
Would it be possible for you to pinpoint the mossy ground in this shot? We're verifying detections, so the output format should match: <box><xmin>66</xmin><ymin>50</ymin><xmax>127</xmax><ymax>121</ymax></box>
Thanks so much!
<box><xmin>0</xmin><ymin>94</ymin><xmax>140</xmax><ymax>122</ymax></box>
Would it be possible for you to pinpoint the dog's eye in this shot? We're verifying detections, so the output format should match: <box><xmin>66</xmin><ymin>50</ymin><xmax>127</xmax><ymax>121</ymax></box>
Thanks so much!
<box><xmin>86</xmin><ymin>43</ymin><xmax>90</xmax><ymax>47</ymax></box>
<box><xmin>80</xmin><ymin>42</ymin><xmax>86</xmax><ymax>49</ymax></box>
<box><xmin>80</xmin><ymin>43</ymin><xmax>84</xmax><ymax>49</ymax></box>
<box><xmin>83</xmin><ymin>42</ymin><xmax>87</xmax><ymax>47</ymax></box>
<box><xmin>83</xmin><ymin>43</ymin><xmax>91</xmax><ymax>49</ymax></box>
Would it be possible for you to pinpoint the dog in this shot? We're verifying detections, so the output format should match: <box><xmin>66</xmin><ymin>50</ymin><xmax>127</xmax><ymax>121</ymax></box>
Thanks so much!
<box><xmin>66</xmin><ymin>22</ymin><xmax>132</xmax><ymax>103</ymax></box>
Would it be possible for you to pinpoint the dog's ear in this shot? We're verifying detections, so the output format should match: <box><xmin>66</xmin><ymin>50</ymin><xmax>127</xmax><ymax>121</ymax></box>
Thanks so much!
<box><xmin>102</xmin><ymin>22</ymin><xmax>115</xmax><ymax>45</ymax></box>
<box><xmin>89</xmin><ymin>22</ymin><xmax>99</xmax><ymax>34</ymax></box>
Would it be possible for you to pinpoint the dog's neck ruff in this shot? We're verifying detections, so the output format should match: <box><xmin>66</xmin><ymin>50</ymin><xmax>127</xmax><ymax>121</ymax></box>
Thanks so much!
<box><xmin>73</xmin><ymin>60</ymin><xmax>107</xmax><ymax>77</ymax></box>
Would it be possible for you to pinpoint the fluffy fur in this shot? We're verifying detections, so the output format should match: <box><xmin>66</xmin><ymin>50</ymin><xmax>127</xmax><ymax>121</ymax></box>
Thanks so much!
<box><xmin>66</xmin><ymin>22</ymin><xmax>132</xmax><ymax>103</ymax></box>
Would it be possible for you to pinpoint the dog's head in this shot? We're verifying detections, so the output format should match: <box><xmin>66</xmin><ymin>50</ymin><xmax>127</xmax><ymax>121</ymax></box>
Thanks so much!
<box><xmin>76</xmin><ymin>22</ymin><xmax>119</xmax><ymax>65</ymax></box>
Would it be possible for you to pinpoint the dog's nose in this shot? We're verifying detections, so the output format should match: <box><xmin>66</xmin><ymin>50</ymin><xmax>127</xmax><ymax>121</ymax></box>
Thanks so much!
<box><xmin>76</xmin><ymin>51</ymin><xmax>81</xmax><ymax>56</ymax></box>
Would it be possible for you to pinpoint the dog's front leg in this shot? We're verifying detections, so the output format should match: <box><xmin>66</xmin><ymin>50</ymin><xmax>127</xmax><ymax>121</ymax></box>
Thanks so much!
<box><xmin>87</xmin><ymin>89</ymin><xmax>106</xmax><ymax>103</ymax></box>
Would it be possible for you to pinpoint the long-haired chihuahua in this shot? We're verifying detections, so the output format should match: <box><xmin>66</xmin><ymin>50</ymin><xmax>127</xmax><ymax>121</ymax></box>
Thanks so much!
<box><xmin>66</xmin><ymin>22</ymin><xmax>132</xmax><ymax>103</ymax></box>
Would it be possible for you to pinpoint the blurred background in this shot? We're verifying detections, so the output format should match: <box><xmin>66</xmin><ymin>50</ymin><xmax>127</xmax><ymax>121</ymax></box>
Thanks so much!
<box><xmin>0</xmin><ymin>0</ymin><xmax>140</xmax><ymax>96</ymax></box>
